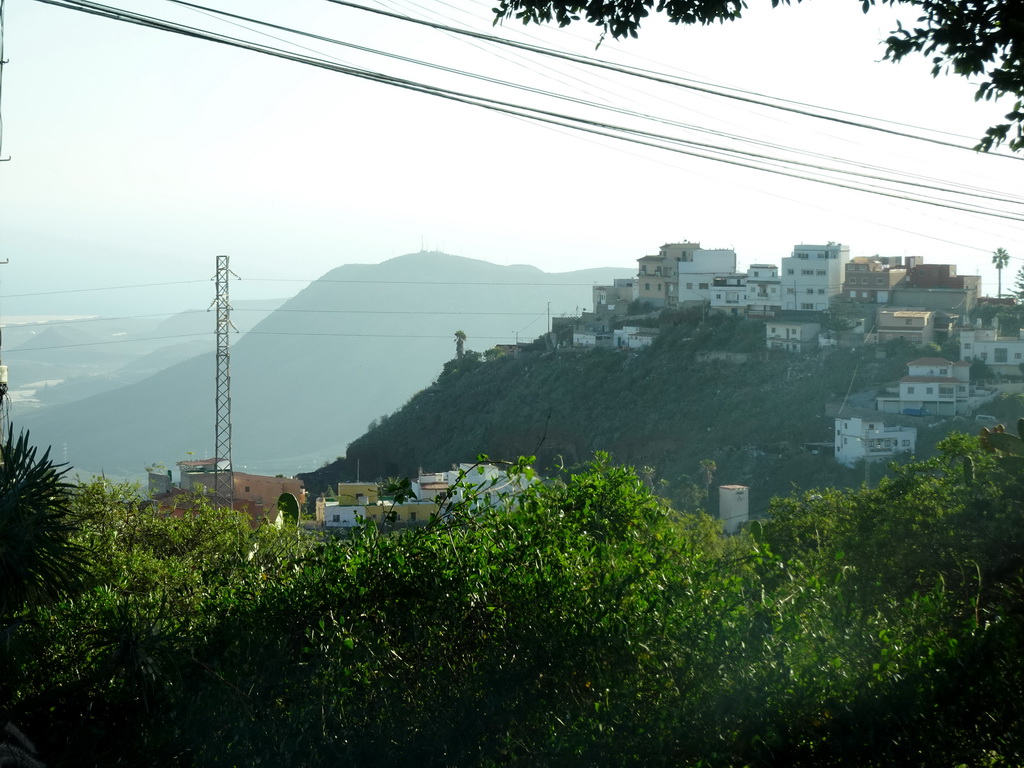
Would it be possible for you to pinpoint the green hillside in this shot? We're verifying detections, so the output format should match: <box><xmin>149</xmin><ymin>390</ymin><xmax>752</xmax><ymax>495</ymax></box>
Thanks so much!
<box><xmin>304</xmin><ymin>310</ymin><xmax>972</xmax><ymax>511</ymax></box>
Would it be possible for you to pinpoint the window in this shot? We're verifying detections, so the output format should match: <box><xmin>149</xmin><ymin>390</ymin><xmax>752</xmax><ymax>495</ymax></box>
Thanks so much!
<box><xmin>939</xmin><ymin>387</ymin><xmax>954</xmax><ymax>397</ymax></box>
<box><xmin>816</xmin><ymin>269</ymin><xmax>826</xmax><ymax>276</ymax></box>
<box><xmin>964</xmin><ymin>343</ymin><xmax>971</xmax><ymax>349</ymax></box>
<box><xmin>817</xmin><ymin>289</ymin><xmax>825</xmax><ymax>295</ymax></box>
<box><xmin>995</xmin><ymin>348</ymin><xmax>1008</xmax><ymax>363</ymax></box>
<box><xmin>907</xmin><ymin>386</ymin><xmax>916</xmax><ymax>394</ymax></box>
<box><xmin>801</xmin><ymin>303</ymin><xmax>814</xmax><ymax>310</ymax></box>
<box><xmin>939</xmin><ymin>368</ymin><xmax>947</xmax><ymax>375</ymax></box>
<box><xmin>876</xmin><ymin>277</ymin><xmax>884</xmax><ymax>284</ymax></box>
<box><xmin>787</xmin><ymin>287</ymin><xmax>795</xmax><ymax>294</ymax></box>
<box><xmin>645</xmin><ymin>283</ymin><xmax>650</xmax><ymax>291</ymax></box>
<box><xmin>245</xmin><ymin>486</ymin><xmax>250</xmax><ymax>492</ymax></box>
<box><xmin>806</xmin><ymin>288</ymin><xmax>814</xmax><ymax>294</ymax></box>
<box><xmin>409</xmin><ymin>511</ymin><xmax>417</xmax><ymax>522</ymax></box>
<box><xmin>686</xmin><ymin>282</ymin><xmax>693</xmax><ymax>289</ymax></box>
<box><xmin>787</xmin><ymin>268</ymin><xmax>795</xmax><ymax>275</ymax></box>
<box><xmin>905</xmin><ymin>319</ymin><xmax>913</xmax><ymax>325</ymax></box>
<box><xmin>715</xmin><ymin>294</ymin><xmax>722</xmax><ymax>299</ymax></box>
<box><xmin>802</xmin><ymin>269</ymin><xmax>814</xmax><ymax>275</ymax></box>
<box><xmin>699</xmin><ymin>283</ymin><xmax>709</xmax><ymax>289</ymax></box>
<box><xmin>903</xmin><ymin>440</ymin><xmax>910</xmax><ymax>447</ymax></box>
<box><xmin>770</xmin><ymin>327</ymin><xmax>777</xmax><ymax>333</ymax></box>
<box><xmin>657</xmin><ymin>283</ymin><xmax>662</xmax><ymax>291</ymax></box>
<box><xmin>332</xmin><ymin>514</ymin><xmax>340</xmax><ymax>523</ymax></box>
<box><xmin>926</xmin><ymin>386</ymin><xmax>934</xmax><ymax>395</ymax></box>
<box><xmin>862</xmin><ymin>278</ymin><xmax>869</xmax><ymax>284</ymax></box>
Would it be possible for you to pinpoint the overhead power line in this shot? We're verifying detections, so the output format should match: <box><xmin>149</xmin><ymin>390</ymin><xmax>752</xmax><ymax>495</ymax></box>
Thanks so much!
<box><xmin>148</xmin><ymin>0</ymin><xmax>1024</xmax><ymax>207</ymax></box>
<box><xmin>28</xmin><ymin>0</ymin><xmax>1024</xmax><ymax>222</ymax></box>
<box><xmin>324</xmin><ymin>0</ymin><xmax>1024</xmax><ymax>160</ymax></box>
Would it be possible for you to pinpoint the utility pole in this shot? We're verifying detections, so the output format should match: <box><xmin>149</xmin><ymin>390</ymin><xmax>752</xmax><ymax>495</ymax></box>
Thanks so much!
<box><xmin>213</xmin><ymin>255</ymin><xmax>236</xmax><ymax>510</ymax></box>
<box><xmin>0</xmin><ymin>257</ymin><xmax>9</xmax><ymax>449</ymax></box>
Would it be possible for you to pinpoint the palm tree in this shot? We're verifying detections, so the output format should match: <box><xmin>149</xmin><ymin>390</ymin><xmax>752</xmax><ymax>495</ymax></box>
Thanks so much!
<box><xmin>0</xmin><ymin>428</ymin><xmax>86</xmax><ymax>620</ymax></box>
<box><xmin>698</xmin><ymin>459</ymin><xmax>717</xmax><ymax>508</ymax></box>
<box><xmin>454</xmin><ymin>330</ymin><xmax>466</xmax><ymax>360</ymax></box>
<box><xmin>993</xmin><ymin>247</ymin><xmax>1010</xmax><ymax>298</ymax></box>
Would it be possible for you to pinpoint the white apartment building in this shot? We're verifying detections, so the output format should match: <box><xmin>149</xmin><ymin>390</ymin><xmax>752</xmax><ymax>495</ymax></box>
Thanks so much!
<box><xmin>708</xmin><ymin>264</ymin><xmax>783</xmax><ymax>317</ymax></box>
<box><xmin>745</xmin><ymin>263</ymin><xmax>782</xmax><ymax>316</ymax></box>
<box><xmin>677</xmin><ymin>248</ymin><xmax>738</xmax><ymax>305</ymax></box>
<box><xmin>709</xmin><ymin>275</ymin><xmax>746</xmax><ymax>314</ymax></box>
<box><xmin>960</xmin><ymin>324</ymin><xmax>1024</xmax><ymax>376</ymax></box>
<box><xmin>834</xmin><ymin>417</ymin><xmax>916</xmax><ymax>467</ymax></box>
<box><xmin>780</xmin><ymin>242</ymin><xmax>850</xmax><ymax>311</ymax></box>
<box><xmin>876</xmin><ymin>357</ymin><xmax>974</xmax><ymax>416</ymax></box>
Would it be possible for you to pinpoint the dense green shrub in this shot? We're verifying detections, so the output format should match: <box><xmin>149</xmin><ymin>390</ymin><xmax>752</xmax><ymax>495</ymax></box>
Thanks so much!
<box><xmin>7</xmin><ymin>439</ymin><xmax>1024</xmax><ymax>766</ymax></box>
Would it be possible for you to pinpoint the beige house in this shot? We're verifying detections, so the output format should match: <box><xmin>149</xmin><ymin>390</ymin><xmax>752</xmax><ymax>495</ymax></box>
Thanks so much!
<box><xmin>636</xmin><ymin>242</ymin><xmax>702</xmax><ymax>307</ymax></box>
<box><xmin>875</xmin><ymin>309</ymin><xmax>935</xmax><ymax>344</ymax></box>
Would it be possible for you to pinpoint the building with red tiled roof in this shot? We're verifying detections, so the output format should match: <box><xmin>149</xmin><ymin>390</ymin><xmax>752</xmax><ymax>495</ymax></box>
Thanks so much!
<box><xmin>876</xmin><ymin>357</ymin><xmax>991</xmax><ymax>416</ymax></box>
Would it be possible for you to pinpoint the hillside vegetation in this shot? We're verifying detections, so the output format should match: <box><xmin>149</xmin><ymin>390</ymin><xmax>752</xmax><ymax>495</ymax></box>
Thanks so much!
<box><xmin>306</xmin><ymin>312</ymin><xmax>955</xmax><ymax>511</ymax></box>
<box><xmin>8</xmin><ymin>428</ymin><xmax>1024</xmax><ymax>765</ymax></box>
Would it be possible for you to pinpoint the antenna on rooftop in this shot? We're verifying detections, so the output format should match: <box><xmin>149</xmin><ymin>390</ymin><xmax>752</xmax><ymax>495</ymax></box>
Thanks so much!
<box><xmin>212</xmin><ymin>255</ymin><xmax>237</xmax><ymax>509</ymax></box>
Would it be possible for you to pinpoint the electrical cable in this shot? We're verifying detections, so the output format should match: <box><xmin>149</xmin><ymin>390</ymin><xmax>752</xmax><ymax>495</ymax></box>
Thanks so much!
<box><xmin>158</xmin><ymin>0</ymin><xmax>1024</xmax><ymax>204</ymax></box>
<box><xmin>324</xmin><ymin>0</ymin><xmax>1024</xmax><ymax>159</ymax></box>
<box><xmin>31</xmin><ymin>0</ymin><xmax>1024</xmax><ymax>221</ymax></box>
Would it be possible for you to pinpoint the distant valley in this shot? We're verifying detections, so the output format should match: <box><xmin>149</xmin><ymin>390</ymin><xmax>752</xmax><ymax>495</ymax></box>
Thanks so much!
<box><xmin>9</xmin><ymin>253</ymin><xmax>629</xmax><ymax>480</ymax></box>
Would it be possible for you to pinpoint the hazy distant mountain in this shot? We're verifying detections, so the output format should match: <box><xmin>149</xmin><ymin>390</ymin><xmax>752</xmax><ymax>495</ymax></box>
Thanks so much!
<box><xmin>6</xmin><ymin>299</ymin><xmax>285</xmax><ymax>411</ymax></box>
<box><xmin>15</xmin><ymin>253</ymin><xmax>630</xmax><ymax>479</ymax></box>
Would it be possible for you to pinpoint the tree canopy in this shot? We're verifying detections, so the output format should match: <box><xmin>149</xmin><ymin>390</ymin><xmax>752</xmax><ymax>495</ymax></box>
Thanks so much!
<box><xmin>492</xmin><ymin>0</ymin><xmax>1024</xmax><ymax>151</ymax></box>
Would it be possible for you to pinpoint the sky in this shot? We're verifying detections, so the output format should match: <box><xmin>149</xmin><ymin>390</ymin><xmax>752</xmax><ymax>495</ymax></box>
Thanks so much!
<box><xmin>1</xmin><ymin>0</ymin><xmax>1023</xmax><ymax>318</ymax></box>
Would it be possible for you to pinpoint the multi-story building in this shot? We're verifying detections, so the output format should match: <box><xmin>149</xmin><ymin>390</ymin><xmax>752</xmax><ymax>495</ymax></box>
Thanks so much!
<box><xmin>708</xmin><ymin>264</ymin><xmax>783</xmax><ymax>317</ymax></box>
<box><xmin>634</xmin><ymin>242</ymin><xmax>738</xmax><ymax>308</ymax></box>
<box><xmin>745</xmin><ymin>263</ymin><xmax>782</xmax><ymax>317</ymax></box>
<box><xmin>843</xmin><ymin>257</ymin><xmax>910</xmax><ymax>304</ymax></box>
<box><xmin>677</xmin><ymin>248</ymin><xmax>738</xmax><ymax>305</ymax></box>
<box><xmin>960</xmin><ymin>323</ymin><xmax>1024</xmax><ymax>375</ymax></box>
<box><xmin>875</xmin><ymin>309</ymin><xmax>936</xmax><ymax>344</ymax></box>
<box><xmin>892</xmin><ymin>263</ymin><xmax>980</xmax><ymax>314</ymax></box>
<box><xmin>592</xmin><ymin>278</ymin><xmax>636</xmax><ymax>315</ymax></box>
<box><xmin>780</xmin><ymin>242</ymin><xmax>849</xmax><ymax>311</ymax></box>
<box><xmin>875</xmin><ymin>357</ymin><xmax>973</xmax><ymax>416</ymax></box>
<box><xmin>834</xmin><ymin>417</ymin><xmax>916</xmax><ymax>467</ymax></box>
<box><xmin>636</xmin><ymin>242</ymin><xmax>702</xmax><ymax>307</ymax></box>
<box><xmin>709</xmin><ymin>275</ymin><xmax>746</xmax><ymax>314</ymax></box>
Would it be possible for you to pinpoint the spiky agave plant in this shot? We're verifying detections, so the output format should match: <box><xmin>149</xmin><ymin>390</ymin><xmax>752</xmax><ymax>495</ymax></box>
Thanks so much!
<box><xmin>0</xmin><ymin>428</ymin><xmax>86</xmax><ymax>619</ymax></box>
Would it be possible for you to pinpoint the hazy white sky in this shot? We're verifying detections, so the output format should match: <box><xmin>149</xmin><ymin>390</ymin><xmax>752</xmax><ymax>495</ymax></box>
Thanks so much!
<box><xmin>1</xmin><ymin>0</ymin><xmax>1022</xmax><ymax>316</ymax></box>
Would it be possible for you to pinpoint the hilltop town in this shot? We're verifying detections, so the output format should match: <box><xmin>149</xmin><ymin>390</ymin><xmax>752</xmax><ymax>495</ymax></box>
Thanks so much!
<box><xmin>141</xmin><ymin>241</ymin><xmax>1023</xmax><ymax>534</ymax></box>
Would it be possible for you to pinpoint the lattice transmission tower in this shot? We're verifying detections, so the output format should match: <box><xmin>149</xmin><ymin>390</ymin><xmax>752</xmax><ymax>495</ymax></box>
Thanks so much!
<box><xmin>213</xmin><ymin>255</ymin><xmax>236</xmax><ymax>509</ymax></box>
